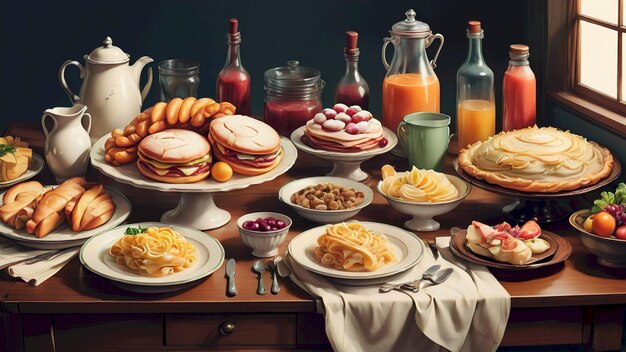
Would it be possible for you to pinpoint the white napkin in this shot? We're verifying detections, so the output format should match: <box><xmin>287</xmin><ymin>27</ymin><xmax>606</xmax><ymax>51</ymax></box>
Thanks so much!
<box><xmin>0</xmin><ymin>237</ymin><xmax>79</xmax><ymax>286</ymax></box>
<box><xmin>285</xmin><ymin>235</ymin><xmax>510</xmax><ymax>352</ymax></box>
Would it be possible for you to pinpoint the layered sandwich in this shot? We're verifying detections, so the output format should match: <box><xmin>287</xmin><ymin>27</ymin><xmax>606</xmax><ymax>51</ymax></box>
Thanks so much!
<box><xmin>137</xmin><ymin>129</ymin><xmax>212</xmax><ymax>183</ymax></box>
<box><xmin>209</xmin><ymin>115</ymin><xmax>282</xmax><ymax>176</ymax></box>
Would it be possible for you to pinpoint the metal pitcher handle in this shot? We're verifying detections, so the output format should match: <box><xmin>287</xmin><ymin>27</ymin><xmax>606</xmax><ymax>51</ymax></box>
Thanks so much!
<box><xmin>59</xmin><ymin>60</ymin><xmax>85</xmax><ymax>103</ymax></box>
<box><xmin>141</xmin><ymin>67</ymin><xmax>153</xmax><ymax>102</ymax></box>
<box><xmin>426</xmin><ymin>33</ymin><xmax>445</xmax><ymax>69</ymax></box>
<box><xmin>381</xmin><ymin>37</ymin><xmax>399</xmax><ymax>71</ymax></box>
<box><xmin>41</xmin><ymin>112</ymin><xmax>57</xmax><ymax>138</ymax></box>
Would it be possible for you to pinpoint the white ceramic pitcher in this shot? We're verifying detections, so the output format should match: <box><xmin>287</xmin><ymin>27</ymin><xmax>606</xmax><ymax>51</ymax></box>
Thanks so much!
<box><xmin>42</xmin><ymin>104</ymin><xmax>92</xmax><ymax>182</ymax></box>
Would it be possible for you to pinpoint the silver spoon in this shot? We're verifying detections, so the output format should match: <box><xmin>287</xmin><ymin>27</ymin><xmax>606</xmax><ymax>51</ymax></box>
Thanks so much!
<box><xmin>252</xmin><ymin>260</ymin><xmax>267</xmax><ymax>295</ymax></box>
<box><xmin>379</xmin><ymin>264</ymin><xmax>441</xmax><ymax>293</ymax></box>
<box><xmin>266</xmin><ymin>260</ymin><xmax>280</xmax><ymax>294</ymax></box>
<box><xmin>274</xmin><ymin>256</ymin><xmax>292</xmax><ymax>278</ymax></box>
<box><xmin>402</xmin><ymin>267</ymin><xmax>454</xmax><ymax>293</ymax></box>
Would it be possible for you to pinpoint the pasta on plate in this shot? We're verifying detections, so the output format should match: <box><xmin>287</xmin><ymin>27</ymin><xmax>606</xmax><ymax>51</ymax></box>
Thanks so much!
<box><xmin>314</xmin><ymin>223</ymin><xmax>396</xmax><ymax>272</ymax></box>
<box><xmin>109</xmin><ymin>226</ymin><xmax>196</xmax><ymax>277</ymax></box>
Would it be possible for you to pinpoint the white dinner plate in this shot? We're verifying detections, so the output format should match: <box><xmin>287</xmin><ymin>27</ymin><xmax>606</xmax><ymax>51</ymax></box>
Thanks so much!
<box><xmin>288</xmin><ymin>221</ymin><xmax>424</xmax><ymax>281</ymax></box>
<box><xmin>80</xmin><ymin>222</ymin><xmax>225</xmax><ymax>287</ymax></box>
<box><xmin>290</xmin><ymin>126</ymin><xmax>397</xmax><ymax>162</ymax></box>
<box><xmin>0</xmin><ymin>187</ymin><xmax>131</xmax><ymax>249</ymax></box>
<box><xmin>0</xmin><ymin>154</ymin><xmax>44</xmax><ymax>189</ymax></box>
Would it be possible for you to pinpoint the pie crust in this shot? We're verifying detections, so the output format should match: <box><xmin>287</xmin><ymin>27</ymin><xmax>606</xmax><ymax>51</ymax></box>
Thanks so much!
<box><xmin>458</xmin><ymin>126</ymin><xmax>614</xmax><ymax>193</ymax></box>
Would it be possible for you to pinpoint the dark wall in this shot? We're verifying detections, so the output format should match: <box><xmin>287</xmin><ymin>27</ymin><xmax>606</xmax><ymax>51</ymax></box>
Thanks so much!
<box><xmin>1</xmin><ymin>0</ymin><xmax>526</xmax><ymax>131</ymax></box>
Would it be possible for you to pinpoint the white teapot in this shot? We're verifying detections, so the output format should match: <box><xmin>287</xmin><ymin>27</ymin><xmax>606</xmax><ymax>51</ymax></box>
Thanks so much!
<box><xmin>59</xmin><ymin>36</ymin><xmax>153</xmax><ymax>143</ymax></box>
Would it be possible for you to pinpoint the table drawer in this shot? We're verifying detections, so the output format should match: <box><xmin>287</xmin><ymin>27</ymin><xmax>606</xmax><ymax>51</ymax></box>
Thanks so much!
<box><xmin>166</xmin><ymin>313</ymin><xmax>297</xmax><ymax>347</ymax></box>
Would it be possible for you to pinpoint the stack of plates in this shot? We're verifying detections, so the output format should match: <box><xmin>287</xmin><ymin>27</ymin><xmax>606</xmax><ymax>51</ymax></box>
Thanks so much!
<box><xmin>287</xmin><ymin>221</ymin><xmax>425</xmax><ymax>285</ymax></box>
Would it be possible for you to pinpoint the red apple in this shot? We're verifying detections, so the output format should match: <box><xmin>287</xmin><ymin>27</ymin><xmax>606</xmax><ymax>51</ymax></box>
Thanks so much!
<box><xmin>615</xmin><ymin>225</ymin><xmax>626</xmax><ymax>240</ymax></box>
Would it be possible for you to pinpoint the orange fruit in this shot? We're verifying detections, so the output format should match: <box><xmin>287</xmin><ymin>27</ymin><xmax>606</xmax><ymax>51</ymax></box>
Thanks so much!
<box><xmin>592</xmin><ymin>212</ymin><xmax>616</xmax><ymax>237</ymax></box>
<box><xmin>381</xmin><ymin>164</ymin><xmax>396</xmax><ymax>180</ymax></box>
<box><xmin>211</xmin><ymin>162</ymin><xmax>233</xmax><ymax>182</ymax></box>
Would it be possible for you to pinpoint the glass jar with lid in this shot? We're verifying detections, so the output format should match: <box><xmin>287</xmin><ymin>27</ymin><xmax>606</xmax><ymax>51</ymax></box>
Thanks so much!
<box><xmin>264</xmin><ymin>61</ymin><xmax>324</xmax><ymax>136</ymax></box>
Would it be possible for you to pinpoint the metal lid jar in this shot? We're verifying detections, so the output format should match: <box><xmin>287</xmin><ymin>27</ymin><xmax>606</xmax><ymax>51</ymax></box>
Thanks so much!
<box><xmin>264</xmin><ymin>61</ymin><xmax>324</xmax><ymax>136</ymax></box>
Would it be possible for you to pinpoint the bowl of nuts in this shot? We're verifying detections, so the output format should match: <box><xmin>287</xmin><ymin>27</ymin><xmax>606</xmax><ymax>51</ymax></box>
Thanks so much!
<box><xmin>237</xmin><ymin>212</ymin><xmax>292</xmax><ymax>257</ymax></box>
<box><xmin>278</xmin><ymin>176</ymin><xmax>373</xmax><ymax>223</ymax></box>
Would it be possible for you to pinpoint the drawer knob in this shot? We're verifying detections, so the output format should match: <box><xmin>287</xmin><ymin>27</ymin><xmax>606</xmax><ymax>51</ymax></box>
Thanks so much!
<box><xmin>218</xmin><ymin>321</ymin><xmax>236</xmax><ymax>336</ymax></box>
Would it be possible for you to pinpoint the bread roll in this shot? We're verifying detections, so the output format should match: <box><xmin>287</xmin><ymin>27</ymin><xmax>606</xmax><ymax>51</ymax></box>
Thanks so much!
<box><xmin>0</xmin><ymin>181</ymin><xmax>45</xmax><ymax>229</ymax></box>
<box><xmin>65</xmin><ymin>184</ymin><xmax>116</xmax><ymax>231</ymax></box>
<box><xmin>26</xmin><ymin>177</ymin><xmax>91</xmax><ymax>237</ymax></box>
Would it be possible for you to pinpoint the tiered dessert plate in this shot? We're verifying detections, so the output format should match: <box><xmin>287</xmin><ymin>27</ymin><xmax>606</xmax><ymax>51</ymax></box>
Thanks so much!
<box><xmin>0</xmin><ymin>187</ymin><xmax>131</xmax><ymax>249</ymax></box>
<box><xmin>91</xmin><ymin>135</ymin><xmax>297</xmax><ymax>230</ymax></box>
<box><xmin>0</xmin><ymin>153</ymin><xmax>44</xmax><ymax>189</ymax></box>
<box><xmin>80</xmin><ymin>222</ymin><xmax>224</xmax><ymax>293</ymax></box>
<box><xmin>453</xmin><ymin>158</ymin><xmax>621</xmax><ymax>223</ymax></box>
<box><xmin>288</xmin><ymin>221</ymin><xmax>424</xmax><ymax>285</ymax></box>
<box><xmin>290</xmin><ymin>126</ymin><xmax>397</xmax><ymax>181</ymax></box>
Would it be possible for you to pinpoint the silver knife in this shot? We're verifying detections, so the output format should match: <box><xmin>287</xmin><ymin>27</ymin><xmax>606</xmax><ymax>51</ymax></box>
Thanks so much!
<box><xmin>225</xmin><ymin>258</ymin><xmax>237</xmax><ymax>296</ymax></box>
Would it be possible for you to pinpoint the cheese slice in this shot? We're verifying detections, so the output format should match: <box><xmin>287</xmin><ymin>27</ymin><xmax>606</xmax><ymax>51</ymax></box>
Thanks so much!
<box><xmin>141</xmin><ymin>154</ymin><xmax>211</xmax><ymax>169</ymax></box>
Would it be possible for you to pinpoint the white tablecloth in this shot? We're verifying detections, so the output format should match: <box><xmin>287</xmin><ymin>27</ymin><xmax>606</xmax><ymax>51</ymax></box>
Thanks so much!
<box><xmin>285</xmin><ymin>236</ymin><xmax>510</xmax><ymax>352</ymax></box>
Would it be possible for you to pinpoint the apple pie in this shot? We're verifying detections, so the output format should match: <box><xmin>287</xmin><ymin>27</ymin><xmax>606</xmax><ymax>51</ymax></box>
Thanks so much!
<box><xmin>458</xmin><ymin>126</ymin><xmax>614</xmax><ymax>192</ymax></box>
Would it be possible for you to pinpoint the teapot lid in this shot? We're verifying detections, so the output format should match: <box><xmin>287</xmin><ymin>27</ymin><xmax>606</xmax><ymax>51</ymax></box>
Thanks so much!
<box><xmin>390</xmin><ymin>9</ymin><xmax>431</xmax><ymax>38</ymax></box>
<box><xmin>85</xmin><ymin>37</ymin><xmax>130</xmax><ymax>64</ymax></box>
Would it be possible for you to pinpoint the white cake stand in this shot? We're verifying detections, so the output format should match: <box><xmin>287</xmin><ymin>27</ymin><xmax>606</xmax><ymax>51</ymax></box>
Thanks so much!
<box><xmin>90</xmin><ymin>135</ymin><xmax>298</xmax><ymax>230</ymax></box>
<box><xmin>290</xmin><ymin>127</ymin><xmax>397</xmax><ymax>181</ymax></box>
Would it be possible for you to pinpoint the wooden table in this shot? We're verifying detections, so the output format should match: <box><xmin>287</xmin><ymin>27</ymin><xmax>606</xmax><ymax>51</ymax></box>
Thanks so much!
<box><xmin>1</xmin><ymin>128</ymin><xmax>625</xmax><ymax>351</ymax></box>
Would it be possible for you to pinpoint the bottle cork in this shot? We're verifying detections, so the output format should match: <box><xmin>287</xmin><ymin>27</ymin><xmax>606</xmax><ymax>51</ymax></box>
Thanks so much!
<box><xmin>345</xmin><ymin>31</ymin><xmax>359</xmax><ymax>55</ymax></box>
<box><xmin>468</xmin><ymin>21</ymin><xmax>481</xmax><ymax>34</ymax></box>
<box><xmin>229</xmin><ymin>18</ymin><xmax>239</xmax><ymax>35</ymax></box>
<box><xmin>510</xmin><ymin>44</ymin><xmax>529</xmax><ymax>55</ymax></box>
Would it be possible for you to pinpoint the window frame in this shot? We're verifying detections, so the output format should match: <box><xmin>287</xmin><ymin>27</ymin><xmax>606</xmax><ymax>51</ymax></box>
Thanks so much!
<box><xmin>546</xmin><ymin>0</ymin><xmax>626</xmax><ymax>137</ymax></box>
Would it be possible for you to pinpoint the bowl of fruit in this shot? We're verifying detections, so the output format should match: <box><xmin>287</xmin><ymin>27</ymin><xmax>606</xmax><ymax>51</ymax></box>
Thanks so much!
<box><xmin>237</xmin><ymin>212</ymin><xmax>292</xmax><ymax>258</ymax></box>
<box><xmin>569</xmin><ymin>183</ymin><xmax>626</xmax><ymax>268</ymax></box>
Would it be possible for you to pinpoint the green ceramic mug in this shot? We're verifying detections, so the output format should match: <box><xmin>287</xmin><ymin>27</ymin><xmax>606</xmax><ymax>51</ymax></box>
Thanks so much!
<box><xmin>397</xmin><ymin>112</ymin><xmax>451</xmax><ymax>171</ymax></box>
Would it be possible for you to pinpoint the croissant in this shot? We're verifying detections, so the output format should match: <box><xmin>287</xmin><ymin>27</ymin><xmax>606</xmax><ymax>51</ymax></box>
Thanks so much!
<box><xmin>104</xmin><ymin>98</ymin><xmax>236</xmax><ymax>165</ymax></box>
<box><xmin>65</xmin><ymin>184</ymin><xmax>116</xmax><ymax>231</ymax></box>
<box><xmin>0</xmin><ymin>181</ymin><xmax>45</xmax><ymax>229</ymax></box>
<box><xmin>25</xmin><ymin>177</ymin><xmax>93</xmax><ymax>238</ymax></box>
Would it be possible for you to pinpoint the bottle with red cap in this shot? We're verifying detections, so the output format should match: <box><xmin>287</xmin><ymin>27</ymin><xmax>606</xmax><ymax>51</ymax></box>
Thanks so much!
<box><xmin>456</xmin><ymin>20</ymin><xmax>495</xmax><ymax>151</ymax></box>
<box><xmin>502</xmin><ymin>44</ymin><xmax>536</xmax><ymax>131</ymax></box>
<box><xmin>335</xmin><ymin>31</ymin><xmax>370</xmax><ymax>109</ymax></box>
<box><xmin>216</xmin><ymin>18</ymin><xmax>251</xmax><ymax>115</ymax></box>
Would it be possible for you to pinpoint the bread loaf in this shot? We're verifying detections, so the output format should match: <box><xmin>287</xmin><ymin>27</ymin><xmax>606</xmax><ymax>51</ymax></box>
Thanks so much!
<box><xmin>65</xmin><ymin>184</ymin><xmax>116</xmax><ymax>231</ymax></box>
<box><xmin>25</xmin><ymin>177</ymin><xmax>93</xmax><ymax>238</ymax></box>
<box><xmin>0</xmin><ymin>181</ymin><xmax>45</xmax><ymax>229</ymax></box>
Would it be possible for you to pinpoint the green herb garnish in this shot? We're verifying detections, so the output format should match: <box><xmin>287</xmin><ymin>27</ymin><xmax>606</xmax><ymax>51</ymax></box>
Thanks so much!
<box><xmin>592</xmin><ymin>183</ymin><xmax>626</xmax><ymax>212</ymax></box>
<box><xmin>124</xmin><ymin>225</ymin><xmax>148</xmax><ymax>235</ymax></box>
<box><xmin>0</xmin><ymin>144</ymin><xmax>16</xmax><ymax>157</ymax></box>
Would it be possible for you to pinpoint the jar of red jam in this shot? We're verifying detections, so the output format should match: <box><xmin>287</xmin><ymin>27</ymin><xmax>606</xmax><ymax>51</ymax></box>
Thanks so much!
<box><xmin>264</xmin><ymin>61</ymin><xmax>324</xmax><ymax>136</ymax></box>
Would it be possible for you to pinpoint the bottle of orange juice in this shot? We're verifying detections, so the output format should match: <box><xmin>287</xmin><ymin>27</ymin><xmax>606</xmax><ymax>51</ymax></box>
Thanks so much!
<box><xmin>381</xmin><ymin>10</ymin><xmax>444</xmax><ymax>135</ymax></box>
<box><xmin>456</xmin><ymin>21</ymin><xmax>495</xmax><ymax>151</ymax></box>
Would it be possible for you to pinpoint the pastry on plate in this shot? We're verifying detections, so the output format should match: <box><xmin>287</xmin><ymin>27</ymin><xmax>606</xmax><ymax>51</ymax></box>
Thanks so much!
<box><xmin>136</xmin><ymin>129</ymin><xmax>212</xmax><ymax>183</ymax></box>
<box><xmin>0</xmin><ymin>136</ymin><xmax>32</xmax><ymax>182</ymax></box>
<box><xmin>458</xmin><ymin>126</ymin><xmax>614</xmax><ymax>192</ymax></box>
<box><xmin>209</xmin><ymin>115</ymin><xmax>282</xmax><ymax>176</ymax></box>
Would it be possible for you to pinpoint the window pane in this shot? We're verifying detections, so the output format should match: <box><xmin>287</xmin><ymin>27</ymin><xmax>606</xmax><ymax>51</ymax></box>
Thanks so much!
<box><xmin>580</xmin><ymin>21</ymin><xmax>617</xmax><ymax>98</ymax></box>
<box><xmin>622</xmin><ymin>33</ymin><xmax>626</xmax><ymax>101</ymax></box>
<box><xmin>580</xmin><ymin>0</ymin><xmax>618</xmax><ymax>24</ymax></box>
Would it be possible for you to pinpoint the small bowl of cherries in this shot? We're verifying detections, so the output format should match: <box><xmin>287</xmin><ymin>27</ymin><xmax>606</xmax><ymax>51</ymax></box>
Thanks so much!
<box><xmin>237</xmin><ymin>212</ymin><xmax>292</xmax><ymax>257</ymax></box>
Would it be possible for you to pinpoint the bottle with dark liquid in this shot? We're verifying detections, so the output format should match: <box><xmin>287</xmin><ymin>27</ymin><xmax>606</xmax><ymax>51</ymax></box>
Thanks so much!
<box><xmin>335</xmin><ymin>31</ymin><xmax>370</xmax><ymax>109</ymax></box>
<box><xmin>216</xmin><ymin>18</ymin><xmax>251</xmax><ymax>115</ymax></box>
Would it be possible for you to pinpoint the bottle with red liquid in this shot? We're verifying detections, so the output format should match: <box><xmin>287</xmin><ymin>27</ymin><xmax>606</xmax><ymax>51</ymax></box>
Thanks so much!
<box><xmin>216</xmin><ymin>18</ymin><xmax>251</xmax><ymax>116</ymax></box>
<box><xmin>502</xmin><ymin>44</ymin><xmax>536</xmax><ymax>131</ymax></box>
<box><xmin>335</xmin><ymin>31</ymin><xmax>370</xmax><ymax>109</ymax></box>
<box><xmin>264</xmin><ymin>61</ymin><xmax>324</xmax><ymax>136</ymax></box>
